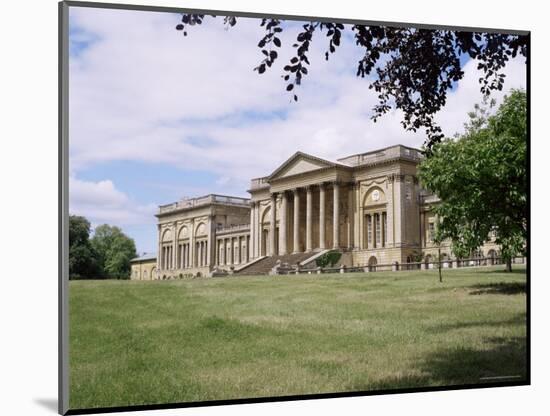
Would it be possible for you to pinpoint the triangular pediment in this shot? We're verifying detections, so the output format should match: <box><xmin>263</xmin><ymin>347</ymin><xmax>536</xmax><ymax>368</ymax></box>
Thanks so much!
<box><xmin>269</xmin><ymin>152</ymin><xmax>337</xmax><ymax>180</ymax></box>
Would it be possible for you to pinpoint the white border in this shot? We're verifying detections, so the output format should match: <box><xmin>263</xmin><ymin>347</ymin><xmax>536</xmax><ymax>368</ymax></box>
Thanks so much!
<box><xmin>2</xmin><ymin>1</ymin><xmax>548</xmax><ymax>415</ymax></box>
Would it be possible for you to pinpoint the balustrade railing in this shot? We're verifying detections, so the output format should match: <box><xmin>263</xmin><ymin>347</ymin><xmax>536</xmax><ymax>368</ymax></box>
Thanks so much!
<box><xmin>158</xmin><ymin>194</ymin><xmax>250</xmax><ymax>214</ymax></box>
<box><xmin>272</xmin><ymin>256</ymin><xmax>526</xmax><ymax>275</ymax></box>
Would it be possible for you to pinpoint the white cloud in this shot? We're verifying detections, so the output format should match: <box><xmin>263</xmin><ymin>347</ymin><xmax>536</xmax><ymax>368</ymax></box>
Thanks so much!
<box><xmin>436</xmin><ymin>57</ymin><xmax>527</xmax><ymax>137</ymax></box>
<box><xmin>69</xmin><ymin>176</ymin><xmax>156</xmax><ymax>226</ymax></box>
<box><xmin>68</xmin><ymin>6</ymin><xmax>527</xmax><ymax>216</ymax></box>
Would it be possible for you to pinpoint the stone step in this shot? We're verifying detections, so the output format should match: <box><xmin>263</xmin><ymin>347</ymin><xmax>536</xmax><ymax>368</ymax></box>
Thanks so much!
<box><xmin>235</xmin><ymin>252</ymin><xmax>314</xmax><ymax>276</ymax></box>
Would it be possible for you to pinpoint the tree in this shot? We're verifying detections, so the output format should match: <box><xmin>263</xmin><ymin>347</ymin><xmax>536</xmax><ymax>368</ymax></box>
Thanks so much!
<box><xmin>175</xmin><ymin>15</ymin><xmax>527</xmax><ymax>149</ymax></box>
<box><xmin>418</xmin><ymin>89</ymin><xmax>527</xmax><ymax>272</ymax></box>
<box><xmin>91</xmin><ymin>224</ymin><xmax>137</xmax><ymax>279</ymax></box>
<box><xmin>69</xmin><ymin>215</ymin><xmax>99</xmax><ymax>279</ymax></box>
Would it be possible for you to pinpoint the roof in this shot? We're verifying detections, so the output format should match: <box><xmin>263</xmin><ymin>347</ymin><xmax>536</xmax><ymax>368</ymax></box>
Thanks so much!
<box><xmin>130</xmin><ymin>252</ymin><xmax>157</xmax><ymax>263</ymax></box>
<box><xmin>268</xmin><ymin>151</ymin><xmax>350</xmax><ymax>180</ymax></box>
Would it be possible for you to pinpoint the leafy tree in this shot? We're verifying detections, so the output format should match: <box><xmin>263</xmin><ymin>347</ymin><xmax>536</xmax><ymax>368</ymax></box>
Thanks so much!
<box><xmin>91</xmin><ymin>224</ymin><xmax>137</xmax><ymax>279</ymax></box>
<box><xmin>418</xmin><ymin>89</ymin><xmax>527</xmax><ymax>272</ymax></box>
<box><xmin>175</xmin><ymin>15</ymin><xmax>527</xmax><ymax>148</ymax></box>
<box><xmin>69</xmin><ymin>215</ymin><xmax>99</xmax><ymax>279</ymax></box>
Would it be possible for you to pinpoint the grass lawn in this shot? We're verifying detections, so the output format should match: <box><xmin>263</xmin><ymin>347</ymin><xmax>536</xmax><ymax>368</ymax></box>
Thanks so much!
<box><xmin>69</xmin><ymin>266</ymin><xmax>527</xmax><ymax>410</ymax></box>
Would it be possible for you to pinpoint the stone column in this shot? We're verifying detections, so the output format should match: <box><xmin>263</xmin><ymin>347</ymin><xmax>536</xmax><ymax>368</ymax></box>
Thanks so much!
<box><xmin>347</xmin><ymin>183</ymin><xmax>354</xmax><ymax>249</ymax></box>
<box><xmin>382</xmin><ymin>212</ymin><xmax>387</xmax><ymax>247</ymax></box>
<box><xmin>250</xmin><ymin>202</ymin><xmax>255</xmax><ymax>259</ymax></box>
<box><xmin>157</xmin><ymin>224</ymin><xmax>162</xmax><ymax>271</ymax></box>
<box><xmin>279</xmin><ymin>192</ymin><xmax>288</xmax><ymax>255</ymax></box>
<box><xmin>354</xmin><ymin>183</ymin><xmax>361</xmax><ymax>248</ymax></box>
<box><xmin>189</xmin><ymin>222</ymin><xmax>195</xmax><ymax>268</ymax></box>
<box><xmin>269</xmin><ymin>193</ymin><xmax>277</xmax><ymax>256</ymax></box>
<box><xmin>420</xmin><ymin>210</ymin><xmax>425</xmax><ymax>248</ymax></box>
<box><xmin>237</xmin><ymin>236</ymin><xmax>241</xmax><ymax>264</ymax></box>
<box><xmin>254</xmin><ymin>203</ymin><xmax>260</xmax><ymax>258</ymax></box>
<box><xmin>223</xmin><ymin>238</ymin><xmax>227</xmax><ymax>265</ymax></box>
<box><xmin>172</xmin><ymin>223</ymin><xmax>177</xmax><ymax>270</ymax></box>
<box><xmin>207</xmin><ymin>216</ymin><xmax>214</xmax><ymax>267</ymax></box>
<box><xmin>372</xmin><ymin>213</ymin><xmax>378</xmax><ymax>248</ymax></box>
<box><xmin>333</xmin><ymin>182</ymin><xmax>340</xmax><ymax>249</ymax></box>
<box><xmin>393</xmin><ymin>175</ymin><xmax>404</xmax><ymax>247</ymax></box>
<box><xmin>385</xmin><ymin>175</ymin><xmax>395</xmax><ymax>247</ymax></box>
<box><xmin>293</xmin><ymin>188</ymin><xmax>300</xmax><ymax>253</ymax></box>
<box><xmin>306</xmin><ymin>186</ymin><xmax>313</xmax><ymax>252</ymax></box>
<box><xmin>319</xmin><ymin>183</ymin><xmax>326</xmax><ymax>250</ymax></box>
<box><xmin>366</xmin><ymin>214</ymin><xmax>371</xmax><ymax>249</ymax></box>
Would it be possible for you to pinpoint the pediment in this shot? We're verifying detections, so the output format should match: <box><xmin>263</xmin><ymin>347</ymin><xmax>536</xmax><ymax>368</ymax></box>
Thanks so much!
<box><xmin>269</xmin><ymin>152</ymin><xmax>336</xmax><ymax>180</ymax></box>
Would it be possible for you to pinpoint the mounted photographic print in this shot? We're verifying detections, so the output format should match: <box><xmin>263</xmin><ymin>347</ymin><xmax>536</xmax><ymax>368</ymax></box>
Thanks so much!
<box><xmin>59</xmin><ymin>1</ymin><xmax>530</xmax><ymax>414</ymax></box>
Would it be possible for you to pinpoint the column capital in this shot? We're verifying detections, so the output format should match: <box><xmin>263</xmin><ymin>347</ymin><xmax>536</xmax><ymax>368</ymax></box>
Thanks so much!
<box><xmin>270</xmin><ymin>192</ymin><xmax>278</xmax><ymax>200</ymax></box>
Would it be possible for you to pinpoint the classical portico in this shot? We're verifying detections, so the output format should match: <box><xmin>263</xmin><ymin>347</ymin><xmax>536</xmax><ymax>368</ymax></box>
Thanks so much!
<box><xmin>249</xmin><ymin>152</ymin><xmax>353</xmax><ymax>257</ymax></box>
<box><xmin>257</xmin><ymin>182</ymin><xmax>344</xmax><ymax>257</ymax></box>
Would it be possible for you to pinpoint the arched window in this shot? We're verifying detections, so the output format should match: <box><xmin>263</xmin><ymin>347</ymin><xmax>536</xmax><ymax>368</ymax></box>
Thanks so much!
<box><xmin>368</xmin><ymin>256</ymin><xmax>377</xmax><ymax>272</ymax></box>
<box><xmin>425</xmin><ymin>254</ymin><xmax>433</xmax><ymax>269</ymax></box>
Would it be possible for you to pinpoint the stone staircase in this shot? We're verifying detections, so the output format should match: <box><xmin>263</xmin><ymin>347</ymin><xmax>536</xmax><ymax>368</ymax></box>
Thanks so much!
<box><xmin>235</xmin><ymin>252</ymin><xmax>315</xmax><ymax>276</ymax></box>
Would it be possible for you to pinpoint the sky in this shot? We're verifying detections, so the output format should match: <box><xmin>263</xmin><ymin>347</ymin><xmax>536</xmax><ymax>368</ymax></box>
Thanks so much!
<box><xmin>68</xmin><ymin>7</ymin><xmax>527</xmax><ymax>254</ymax></box>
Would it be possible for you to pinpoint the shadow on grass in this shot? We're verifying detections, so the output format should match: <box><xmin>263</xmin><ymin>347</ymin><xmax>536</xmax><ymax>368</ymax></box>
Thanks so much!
<box><xmin>479</xmin><ymin>268</ymin><xmax>526</xmax><ymax>275</ymax></box>
<box><xmin>348</xmin><ymin>336</ymin><xmax>527</xmax><ymax>391</ymax></box>
<box><xmin>468</xmin><ymin>282</ymin><xmax>526</xmax><ymax>295</ymax></box>
<box><xmin>427</xmin><ymin>313</ymin><xmax>526</xmax><ymax>332</ymax></box>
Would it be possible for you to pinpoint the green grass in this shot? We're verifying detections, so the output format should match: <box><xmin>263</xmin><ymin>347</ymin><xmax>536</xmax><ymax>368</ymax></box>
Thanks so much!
<box><xmin>69</xmin><ymin>266</ymin><xmax>527</xmax><ymax>410</ymax></box>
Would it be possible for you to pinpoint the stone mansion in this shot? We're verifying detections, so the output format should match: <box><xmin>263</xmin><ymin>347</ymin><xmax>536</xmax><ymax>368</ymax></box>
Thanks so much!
<box><xmin>131</xmin><ymin>144</ymin><xmax>501</xmax><ymax>280</ymax></box>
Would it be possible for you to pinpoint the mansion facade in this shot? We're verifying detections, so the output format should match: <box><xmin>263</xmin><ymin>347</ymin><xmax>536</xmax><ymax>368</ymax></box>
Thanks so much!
<box><xmin>131</xmin><ymin>144</ymin><xmax>500</xmax><ymax>280</ymax></box>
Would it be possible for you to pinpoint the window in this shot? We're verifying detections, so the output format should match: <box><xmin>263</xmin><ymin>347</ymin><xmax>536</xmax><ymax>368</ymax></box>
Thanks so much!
<box><xmin>367</xmin><ymin>215</ymin><xmax>372</xmax><ymax>247</ymax></box>
<box><xmin>375</xmin><ymin>214</ymin><xmax>381</xmax><ymax>245</ymax></box>
<box><xmin>428</xmin><ymin>222</ymin><xmax>435</xmax><ymax>242</ymax></box>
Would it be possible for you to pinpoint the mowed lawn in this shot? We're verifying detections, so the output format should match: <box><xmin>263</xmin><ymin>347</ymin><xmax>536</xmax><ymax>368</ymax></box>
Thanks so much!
<box><xmin>69</xmin><ymin>266</ymin><xmax>527</xmax><ymax>410</ymax></box>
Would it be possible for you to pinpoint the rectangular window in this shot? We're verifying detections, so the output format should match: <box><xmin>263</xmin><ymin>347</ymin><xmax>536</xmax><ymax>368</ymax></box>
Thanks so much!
<box><xmin>375</xmin><ymin>214</ymin><xmax>381</xmax><ymax>245</ymax></box>
<box><xmin>428</xmin><ymin>222</ymin><xmax>435</xmax><ymax>242</ymax></box>
<box><xmin>383</xmin><ymin>212</ymin><xmax>387</xmax><ymax>247</ymax></box>
<box><xmin>367</xmin><ymin>215</ymin><xmax>372</xmax><ymax>247</ymax></box>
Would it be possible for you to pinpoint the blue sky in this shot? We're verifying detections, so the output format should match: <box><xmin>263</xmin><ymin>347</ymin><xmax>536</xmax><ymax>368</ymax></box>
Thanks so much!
<box><xmin>68</xmin><ymin>7</ymin><xmax>526</xmax><ymax>254</ymax></box>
